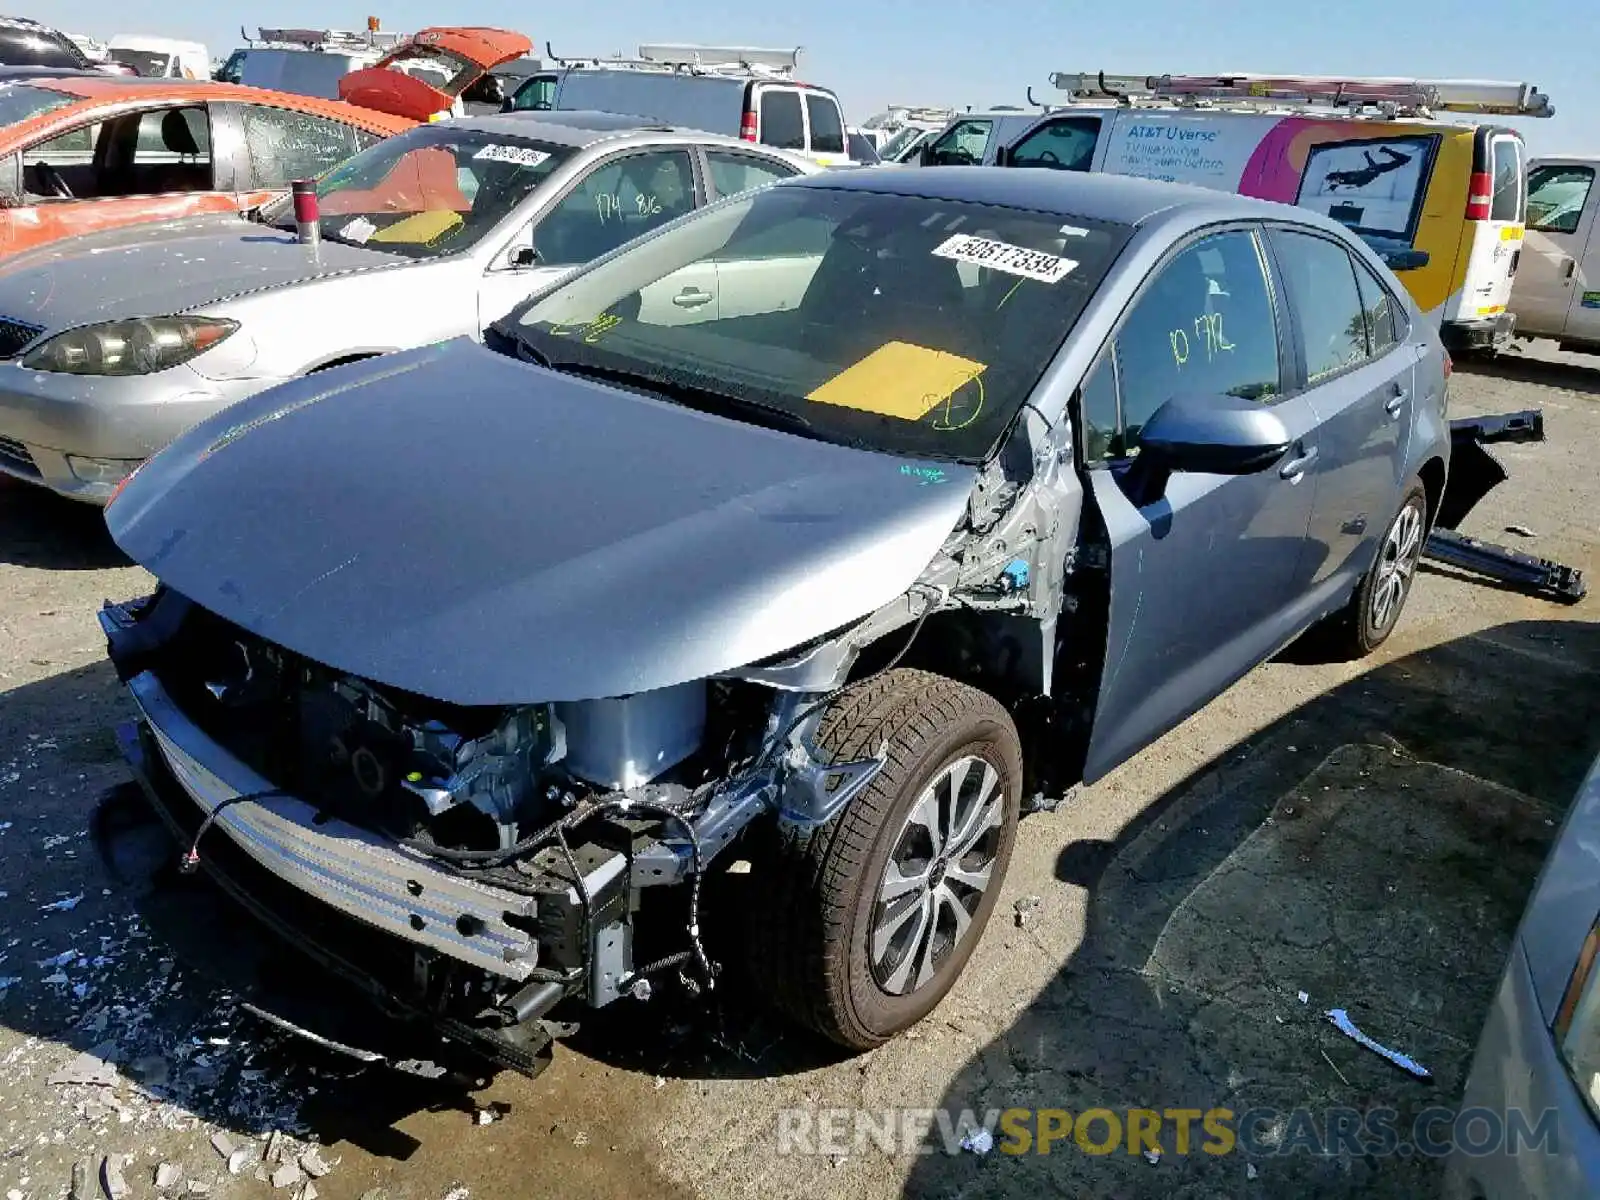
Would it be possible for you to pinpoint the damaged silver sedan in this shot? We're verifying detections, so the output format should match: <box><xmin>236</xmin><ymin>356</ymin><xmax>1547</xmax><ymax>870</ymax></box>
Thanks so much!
<box><xmin>98</xmin><ymin>167</ymin><xmax>1450</xmax><ymax>1074</ymax></box>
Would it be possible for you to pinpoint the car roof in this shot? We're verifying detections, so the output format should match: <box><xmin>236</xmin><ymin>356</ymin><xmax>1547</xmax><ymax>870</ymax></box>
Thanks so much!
<box><xmin>450</xmin><ymin>109</ymin><xmax>689</xmax><ymax>146</ymax></box>
<box><xmin>18</xmin><ymin>76</ymin><xmax>415</xmax><ymax>133</ymax></box>
<box><xmin>784</xmin><ymin>165</ymin><xmax>1296</xmax><ymax>227</ymax></box>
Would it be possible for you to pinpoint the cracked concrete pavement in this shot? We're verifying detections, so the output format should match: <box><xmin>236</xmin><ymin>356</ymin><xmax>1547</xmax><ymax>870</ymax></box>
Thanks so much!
<box><xmin>0</xmin><ymin>343</ymin><xmax>1595</xmax><ymax>1200</ymax></box>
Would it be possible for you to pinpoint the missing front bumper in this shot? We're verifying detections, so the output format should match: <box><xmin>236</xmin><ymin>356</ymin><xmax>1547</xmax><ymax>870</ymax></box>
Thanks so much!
<box><xmin>113</xmin><ymin>664</ymin><xmax>540</xmax><ymax>980</ymax></box>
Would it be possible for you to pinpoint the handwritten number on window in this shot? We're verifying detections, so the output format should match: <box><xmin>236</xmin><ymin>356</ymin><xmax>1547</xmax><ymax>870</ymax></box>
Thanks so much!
<box><xmin>1170</xmin><ymin>312</ymin><xmax>1234</xmax><ymax>369</ymax></box>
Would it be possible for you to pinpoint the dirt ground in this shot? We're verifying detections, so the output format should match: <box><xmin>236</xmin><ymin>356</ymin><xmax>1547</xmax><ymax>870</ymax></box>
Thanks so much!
<box><xmin>0</xmin><ymin>342</ymin><xmax>1596</xmax><ymax>1200</ymax></box>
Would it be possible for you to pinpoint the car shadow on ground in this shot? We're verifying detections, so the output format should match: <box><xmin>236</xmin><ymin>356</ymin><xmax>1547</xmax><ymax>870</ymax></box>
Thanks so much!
<box><xmin>903</xmin><ymin>617</ymin><xmax>1599</xmax><ymax>1200</ymax></box>
<box><xmin>1455</xmin><ymin>349</ymin><xmax>1600</xmax><ymax>396</ymax></box>
<box><xmin>0</xmin><ymin>478</ymin><xmax>129</xmax><ymax>569</ymax></box>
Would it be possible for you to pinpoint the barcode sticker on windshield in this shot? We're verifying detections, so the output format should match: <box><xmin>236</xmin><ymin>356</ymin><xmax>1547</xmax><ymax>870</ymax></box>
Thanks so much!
<box><xmin>931</xmin><ymin>234</ymin><xmax>1077</xmax><ymax>283</ymax></box>
<box><xmin>474</xmin><ymin>144</ymin><xmax>552</xmax><ymax>167</ymax></box>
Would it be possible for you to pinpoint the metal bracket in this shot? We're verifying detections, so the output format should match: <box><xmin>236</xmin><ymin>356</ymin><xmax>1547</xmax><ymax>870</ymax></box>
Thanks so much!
<box><xmin>777</xmin><ymin>739</ymin><xmax>887</xmax><ymax>828</ymax></box>
<box><xmin>1423</xmin><ymin>529</ymin><xmax>1586</xmax><ymax>604</ymax></box>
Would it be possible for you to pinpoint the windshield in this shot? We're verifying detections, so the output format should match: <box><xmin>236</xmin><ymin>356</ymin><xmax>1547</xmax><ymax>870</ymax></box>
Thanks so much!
<box><xmin>111</xmin><ymin>48</ymin><xmax>172</xmax><ymax>77</ymax></box>
<box><xmin>259</xmin><ymin>125</ymin><xmax>572</xmax><ymax>259</ymax></box>
<box><xmin>497</xmin><ymin>185</ymin><xmax>1131</xmax><ymax>462</ymax></box>
<box><xmin>0</xmin><ymin>84</ymin><xmax>75</xmax><ymax>127</ymax></box>
<box><xmin>507</xmin><ymin>74</ymin><xmax>557</xmax><ymax>112</ymax></box>
<box><xmin>879</xmin><ymin>126</ymin><xmax>931</xmax><ymax>162</ymax></box>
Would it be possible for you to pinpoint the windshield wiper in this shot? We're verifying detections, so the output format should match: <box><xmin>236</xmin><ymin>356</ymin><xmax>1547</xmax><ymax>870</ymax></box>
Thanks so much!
<box><xmin>555</xmin><ymin>360</ymin><xmax>816</xmax><ymax>434</ymax></box>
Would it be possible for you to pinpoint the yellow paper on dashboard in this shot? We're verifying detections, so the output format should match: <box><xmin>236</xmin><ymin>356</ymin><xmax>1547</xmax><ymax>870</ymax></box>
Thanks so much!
<box><xmin>368</xmin><ymin>210</ymin><xmax>464</xmax><ymax>246</ymax></box>
<box><xmin>807</xmin><ymin>342</ymin><xmax>986</xmax><ymax>420</ymax></box>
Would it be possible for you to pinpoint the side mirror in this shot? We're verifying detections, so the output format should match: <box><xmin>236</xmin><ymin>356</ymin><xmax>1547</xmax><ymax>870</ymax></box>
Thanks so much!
<box><xmin>1127</xmin><ymin>393</ymin><xmax>1291</xmax><ymax>503</ymax></box>
<box><xmin>509</xmin><ymin>246</ymin><xmax>538</xmax><ymax>268</ymax></box>
<box><xmin>918</xmin><ymin>144</ymin><xmax>936</xmax><ymax>167</ymax></box>
<box><xmin>1380</xmin><ymin>247</ymin><xmax>1430</xmax><ymax>272</ymax></box>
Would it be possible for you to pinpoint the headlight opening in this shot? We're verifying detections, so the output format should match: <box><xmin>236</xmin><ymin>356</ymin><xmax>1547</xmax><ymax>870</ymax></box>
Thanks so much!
<box><xmin>22</xmin><ymin>317</ymin><xmax>238</xmax><ymax>376</ymax></box>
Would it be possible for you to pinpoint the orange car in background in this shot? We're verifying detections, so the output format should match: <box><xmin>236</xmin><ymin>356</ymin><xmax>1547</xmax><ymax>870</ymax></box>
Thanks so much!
<box><xmin>0</xmin><ymin>75</ymin><xmax>413</xmax><ymax>256</ymax></box>
<box><xmin>0</xmin><ymin>29</ymin><xmax>533</xmax><ymax>256</ymax></box>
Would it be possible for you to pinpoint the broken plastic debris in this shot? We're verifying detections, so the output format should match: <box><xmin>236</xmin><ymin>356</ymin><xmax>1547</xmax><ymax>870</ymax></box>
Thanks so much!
<box><xmin>155</xmin><ymin>1162</ymin><xmax>183</xmax><ymax>1190</ymax></box>
<box><xmin>1247</xmin><ymin>1162</ymin><xmax>1259</xmax><ymax>1180</ymax></box>
<box><xmin>297</xmin><ymin>1185</ymin><xmax>318</xmax><ymax>1200</ymax></box>
<box><xmin>475</xmin><ymin>1108</ymin><xmax>496</xmax><ymax>1126</ymax></box>
<box><xmin>299</xmin><ymin>1148</ymin><xmax>334</xmax><ymax>1177</ymax></box>
<box><xmin>1143</xmin><ymin>1146</ymin><xmax>1162</xmax><ymax>1164</ymax></box>
<box><xmin>37</xmin><ymin>948</ymin><xmax>78</xmax><ymax>968</ymax></box>
<box><xmin>228</xmin><ymin>1146</ymin><xmax>256</xmax><ymax>1176</ymax></box>
<box><xmin>441</xmin><ymin>1189</ymin><xmax>470</xmax><ymax>1200</ymax></box>
<box><xmin>1297</xmin><ymin>991</ymin><xmax>1309</xmax><ymax>1004</ymax></box>
<box><xmin>210</xmin><ymin>1132</ymin><xmax>236</xmax><ymax>1160</ymax></box>
<box><xmin>1505</xmin><ymin>524</ymin><xmax>1537</xmax><ymax>538</ymax></box>
<box><xmin>1325</xmin><ymin>1009</ymin><xmax>1431</xmax><ymax>1080</ymax></box>
<box><xmin>40</xmin><ymin>894</ymin><xmax>84</xmax><ymax>913</ymax></box>
<box><xmin>1013</xmin><ymin>895</ymin><xmax>1044</xmax><ymax>928</ymax></box>
<box><xmin>960</xmin><ymin>1127</ymin><xmax>994</xmax><ymax>1154</ymax></box>
<box><xmin>47</xmin><ymin>1045</ymin><xmax>119</xmax><ymax>1087</ymax></box>
<box><xmin>6</xmin><ymin>1189</ymin><xmax>21</xmax><ymax>1200</ymax></box>
<box><xmin>271</xmin><ymin>1161</ymin><xmax>304</xmax><ymax>1189</ymax></box>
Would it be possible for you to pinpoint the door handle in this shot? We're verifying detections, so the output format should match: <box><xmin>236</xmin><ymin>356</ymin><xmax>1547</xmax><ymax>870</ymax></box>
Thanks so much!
<box><xmin>1279</xmin><ymin>445</ymin><xmax>1318</xmax><ymax>482</ymax></box>
<box><xmin>1384</xmin><ymin>387</ymin><xmax>1408</xmax><ymax>417</ymax></box>
<box><xmin>1565</xmin><ymin>258</ymin><xmax>1577</xmax><ymax>280</ymax></box>
<box><xmin>672</xmin><ymin>287</ymin><xmax>713</xmax><ymax>309</ymax></box>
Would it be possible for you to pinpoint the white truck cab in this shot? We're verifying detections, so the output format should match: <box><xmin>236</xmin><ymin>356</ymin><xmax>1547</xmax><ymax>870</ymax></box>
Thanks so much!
<box><xmin>1509</xmin><ymin>156</ymin><xmax>1600</xmax><ymax>354</ymax></box>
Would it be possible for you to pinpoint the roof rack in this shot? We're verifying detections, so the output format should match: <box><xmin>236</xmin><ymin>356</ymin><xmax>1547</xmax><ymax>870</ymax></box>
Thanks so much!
<box><xmin>859</xmin><ymin>103</ymin><xmax>959</xmax><ymax>130</ymax></box>
<box><xmin>543</xmin><ymin>41</ymin><xmax>801</xmax><ymax>78</ymax></box>
<box><xmin>244</xmin><ymin>26</ymin><xmax>408</xmax><ymax>53</ymax></box>
<box><xmin>1049</xmin><ymin>71</ymin><xmax>1555</xmax><ymax>119</ymax></box>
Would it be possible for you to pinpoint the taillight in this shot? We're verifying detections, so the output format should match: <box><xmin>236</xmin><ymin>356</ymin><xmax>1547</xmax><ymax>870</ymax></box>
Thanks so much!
<box><xmin>739</xmin><ymin>109</ymin><xmax>758</xmax><ymax>142</ymax></box>
<box><xmin>1466</xmin><ymin>171</ymin><xmax>1493</xmax><ymax>221</ymax></box>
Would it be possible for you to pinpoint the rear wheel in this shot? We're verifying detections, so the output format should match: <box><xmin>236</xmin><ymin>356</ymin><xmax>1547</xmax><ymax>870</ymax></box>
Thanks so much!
<box><xmin>1315</xmin><ymin>483</ymin><xmax>1429</xmax><ymax>659</ymax></box>
<box><xmin>748</xmin><ymin>669</ymin><xmax>1022</xmax><ymax>1050</ymax></box>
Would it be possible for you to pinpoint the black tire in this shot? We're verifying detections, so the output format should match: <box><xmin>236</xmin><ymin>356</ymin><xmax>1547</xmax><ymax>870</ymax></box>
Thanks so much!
<box><xmin>1313</xmin><ymin>483</ymin><xmax>1429</xmax><ymax>659</ymax></box>
<box><xmin>748</xmin><ymin>668</ymin><xmax>1023</xmax><ymax>1050</ymax></box>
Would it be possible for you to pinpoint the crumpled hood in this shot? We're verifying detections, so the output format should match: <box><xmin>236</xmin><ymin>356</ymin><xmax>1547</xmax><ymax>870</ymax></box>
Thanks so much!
<box><xmin>107</xmin><ymin>339</ymin><xmax>978</xmax><ymax>704</ymax></box>
<box><xmin>0</xmin><ymin>218</ymin><xmax>404</xmax><ymax>331</ymax></box>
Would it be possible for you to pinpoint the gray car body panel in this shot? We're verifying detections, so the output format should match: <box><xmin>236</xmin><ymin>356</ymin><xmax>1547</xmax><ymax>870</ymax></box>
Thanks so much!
<box><xmin>106</xmin><ymin>337</ymin><xmax>977</xmax><ymax>705</ymax></box>
<box><xmin>1445</xmin><ymin>750</ymin><xmax>1600</xmax><ymax>1198</ymax></box>
<box><xmin>111</xmin><ymin>169</ymin><xmax>1448</xmax><ymax>775</ymax></box>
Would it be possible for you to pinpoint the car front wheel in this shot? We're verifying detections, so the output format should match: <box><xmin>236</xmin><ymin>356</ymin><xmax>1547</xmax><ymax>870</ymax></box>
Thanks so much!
<box><xmin>748</xmin><ymin>668</ymin><xmax>1022</xmax><ymax>1050</ymax></box>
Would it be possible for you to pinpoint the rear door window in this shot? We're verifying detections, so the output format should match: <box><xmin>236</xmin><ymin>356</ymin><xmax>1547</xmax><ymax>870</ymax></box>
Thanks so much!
<box><xmin>704</xmin><ymin>149</ymin><xmax>800</xmax><ymax>199</ymax></box>
<box><xmin>1351</xmin><ymin>256</ymin><xmax>1402</xmax><ymax>355</ymax></box>
<box><xmin>1490</xmin><ymin>136</ymin><xmax>1526</xmax><ymax>222</ymax></box>
<box><xmin>237</xmin><ymin>105</ymin><xmax>361</xmax><ymax>187</ymax></box>
<box><xmin>804</xmin><ymin>92</ymin><xmax>845</xmax><ymax>155</ymax></box>
<box><xmin>1270</xmin><ymin>229</ymin><xmax>1371</xmax><ymax>382</ymax></box>
<box><xmin>759</xmin><ymin>89</ymin><xmax>805</xmax><ymax>151</ymax></box>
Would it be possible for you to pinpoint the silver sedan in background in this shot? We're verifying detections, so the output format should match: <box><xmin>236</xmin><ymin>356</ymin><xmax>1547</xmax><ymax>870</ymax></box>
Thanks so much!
<box><xmin>0</xmin><ymin>110</ymin><xmax>817</xmax><ymax>501</ymax></box>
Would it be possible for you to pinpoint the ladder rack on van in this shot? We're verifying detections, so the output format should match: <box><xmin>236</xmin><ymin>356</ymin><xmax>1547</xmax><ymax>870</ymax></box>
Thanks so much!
<box><xmin>544</xmin><ymin>41</ymin><xmax>802</xmax><ymax>78</ymax></box>
<box><xmin>1049</xmin><ymin>71</ymin><xmax>1555</xmax><ymax>120</ymax></box>
<box><xmin>862</xmin><ymin>104</ymin><xmax>959</xmax><ymax>129</ymax></box>
<box><xmin>244</xmin><ymin>26</ymin><xmax>408</xmax><ymax>53</ymax></box>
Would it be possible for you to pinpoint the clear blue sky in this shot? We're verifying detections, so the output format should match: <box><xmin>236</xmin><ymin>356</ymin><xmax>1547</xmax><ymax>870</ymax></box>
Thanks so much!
<box><xmin>48</xmin><ymin>0</ymin><xmax>1599</xmax><ymax>158</ymax></box>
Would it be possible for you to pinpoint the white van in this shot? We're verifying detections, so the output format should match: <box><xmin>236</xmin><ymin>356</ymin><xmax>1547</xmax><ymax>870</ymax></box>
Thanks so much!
<box><xmin>505</xmin><ymin>44</ymin><xmax>852</xmax><ymax>167</ymax></box>
<box><xmin>917</xmin><ymin>72</ymin><xmax>1549</xmax><ymax>351</ymax></box>
<box><xmin>1508</xmin><ymin>156</ymin><xmax>1600</xmax><ymax>355</ymax></box>
<box><xmin>108</xmin><ymin>34</ymin><xmax>210</xmax><ymax>79</ymax></box>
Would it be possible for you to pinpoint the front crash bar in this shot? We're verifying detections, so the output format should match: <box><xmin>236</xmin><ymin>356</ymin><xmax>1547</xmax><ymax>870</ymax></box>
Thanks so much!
<box><xmin>1423</xmin><ymin>530</ymin><xmax>1586</xmax><ymax>604</ymax></box>
<box><xmin>108</xmin><ymin>662</ymin><xmax>541</xmax><ymax>981</ymax></box>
